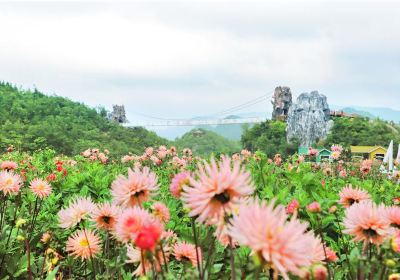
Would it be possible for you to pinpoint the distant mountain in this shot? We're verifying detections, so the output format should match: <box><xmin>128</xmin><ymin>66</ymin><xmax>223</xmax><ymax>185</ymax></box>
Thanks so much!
<box><xmin>331</xmin><ymin>105</ymin><xmax>400</xmax><ymax>123</ymax></box>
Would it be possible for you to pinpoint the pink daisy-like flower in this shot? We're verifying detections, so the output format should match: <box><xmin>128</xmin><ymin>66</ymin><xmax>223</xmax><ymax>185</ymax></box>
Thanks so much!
<box><xmin>228</xmin><ymin>200</ymin><xmax>323</xmax><ymax>279</ymax></box>
<box><xmin>152</xmin><ymin>202</ymin><xmax>170</xmax><ymax>223</ymax></box>
<box><xmin>111</xmin><ymin>167</ymin><xmax>158</xmax><ymax>208</ymax></box>
<box><xmin>172</xmin><ymin>241</ymin><xmax>202</xmax><ymax>267</ymax></box>
<box><xmin>91</xmin><ymin>202</ymin><xmax>121</xmax><ymax>231</ymax></box>
<box><xmin>58</xmin><ymin>197</ymin><xmax>96</xmax><ymax>229</ymax></box>
<box><xmin>29</xmin><ymin>178</ymin><xmax>52</xmax><ymax>199</ymax></box>
<box><xmin>343</xmin><ymin>201</ymin><xmax>390</xmax><ymax>245</ymax></box>
<box><xmin>182</xmin><ymin>156</ymin><xmax>254</xmax><ymax>224</ymax></box>
<box><xmin>330</xmin><ymin>151</ymin><xmax>341</xmax><ymax>160</ymax></box>
<box><xmin>66</xmin><ymin>229</ymin><xmax>101</xmax><ymax>260</ymax></box>
<box><xmin>339</xmin><ymin>185</ymin><xmax>371</xmax><ymax>208</ymax></box>
<box><xmin>308</xmin><ymin>148</ymin><xmax>319</xmax><ymax>157</ymax></box>
<box><xmin>386</xmin><ymin>206</ymin><xmax>400</xmax><ymax>232</ymax></box>
<box><xmin>0</xmin><ymin>171</ymin><xmax>23</xmax><ymax>195</ymax></box>
<box><xmin>0</xmin><ymin>161</ymin><xmax>18</xmax><ymax>170</ymax></box>
<box><xmin>169</xmin><ymin>172</ymin><xmax>191</xmax><ymax>198</ymax></box>
<box><xmin>391</xmin><ymin>232</ymin><xmax>400</xmax><ymax>253</ymax></box>
<box><xmin>114</xmin><ymin>207</ymin><xmax>155</xmax><ymax>243</ymax></box>
<box><xmin>325</xmin><ymin>247</ymin><xmax>338</xmax><ymax>262</ymax></box>
<box><xmin>331</xmin><ymin>145</ymin><xmax>343</xmax><ymax>153</ymax></box>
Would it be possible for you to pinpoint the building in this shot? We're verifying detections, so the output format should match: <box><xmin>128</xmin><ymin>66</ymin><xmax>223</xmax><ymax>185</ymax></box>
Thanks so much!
<box><xmin>350</xmin><ymin>146</ymin><xmax>387</xmax><ymax>161</ymax></box>
<box><xmin>298</xmin><ymin>147</ymin><xmax>332</xmax><ymax>163</ymax></box>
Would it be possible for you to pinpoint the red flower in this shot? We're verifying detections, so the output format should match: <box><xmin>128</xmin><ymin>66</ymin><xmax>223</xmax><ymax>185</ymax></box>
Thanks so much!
<box><xmin>47</xmin><ymin>173</ymin><xmax>57</xmax><ymax>181</ymax></box>
<box><xmin>63</xmin><ymin>169</ymin><xmax>67</xmax><ymax>176</ymax></box>
<box><xmin>57</xmin><ymin>166</ymin><xmax>63</xmax><ymax>172</ymax></box>
<box><xmin>134</xmin><ymin>223</ymin><xmax>162</xmax><ymax>250</ymax></box>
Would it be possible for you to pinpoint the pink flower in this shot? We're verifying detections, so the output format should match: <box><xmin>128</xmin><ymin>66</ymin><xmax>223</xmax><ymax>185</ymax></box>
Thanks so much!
<box><xmin>111</xmin><ymin>167</ymin><xmax>158</xmax><ymax>208</ymax></box>
<box><xmin>0</xmin><ymin>171</ymin><xmax>23</xmax><ymax>195</ymax></box>
<box><xmin>286</xmin><ymin>199</ymin><xmax>300</xmax><ymax>214</ymax></box>
<box><xmin>308</xmin><ymin>148</ymin><xmax>319</xmax><ymax>157</ymax></box>
<box><xmin>386</xmin><ymin>206</ymin><xmax>400</xmax><ymax>232</ymax></box>
<box><xmin>343</xmin><ymin>201</ymin><xmax>390</xmax><ymax>245</ymax></box>
<box><xmin>392</xmin><ymin>232</ymin><xmax>400</xmax><ymax>252</ymax></box>
<box><xmin>145</xmin><ymin>147</ymin><xmax>154</xmax><ymax>156</ymax></box>
<box><xmin>182</xmin><ymin>156</ymin><xmax>254</xmax><ymax>224</ymax></box>
<box><xmin>29</xmin><ymin>178</ymin><xmax>52</xmax><ymax>199</ymax></box>
<box><xmin>330</xmin><ymin>151</ymin><xmax>341</xmax><ymax>160</ymax></box>
<box><xmin>312</xmin><ymin>264</ymin><xmax>328</xmax><ymax>280</ymax></box>
<box><xmin>66</xmin><ymin>229</ymin><xmax>101</xmax><ymax>260</ymax></box>
<box><xmin>114</xmin><ymin>207</ymin><xmax>156</xmax><ymax>243</ymax></box>
<box><xmin>91</xmin><ymin>202</ymin><xmax>121</xmax><ymax>231</ymax></box>
<box><xmin>339</xmin><ymin>185</ymin><xmax>371</xmax><ymax>208</ymax></box>
<box><xmin>0</xmin><ymin>161</ymin><xmax>18</xmax><ymax>170</ymax></box>
<box><xmin>325</xmin><ymin>247</ymin><xmax>338</xmax><ymax>262</ymax></box>
<box><xmin>360</xmin><ymin>159</ymin><xmax>373</xmax><ymax>175</ymax></box>
<box><xmin>307</xmin><ymin>202</ymin><xmax>321</xmax><ymax>213</ymax></box>
<box><xmin>331</xmin><ymin>145</ymin><xmax>343</xmax><ymax>153</ymax></box>
<box><xmin>339</xmin><ymin>169</ymin><xmax>347</xmax><ymax>178</ymax></box>
<box><xmin>152</xmin><ymin>202</ymin><xmax>170</xmax><ymax>223</ymax></box>
<box><xmin>58</xmin><ymin>197</ymin><xmax>96</xmax><ymax>229</ymax></box>
<box><xmin>228</xmin><ymin>200</ymin><xmax>323</xmax><ymax>279</ymax></box>
<box><xmin>169</xmin><ymin>172</ymin><xmax>191</xmax><ymax>198</ymax></box>
<box><xmin>173</xmin><ymin>241</ymin><xmax>202</xmax><ymax>267</ymax></box>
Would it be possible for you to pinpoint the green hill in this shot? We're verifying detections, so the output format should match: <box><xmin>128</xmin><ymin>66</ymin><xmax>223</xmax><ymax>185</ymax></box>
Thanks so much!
<box><xmin>242</xmin><ymin>117</ymin><xmax>400</xmax><ymax>158</ymax></box>
<box><xmin>0</xmin><ymin>82</ymin><xmax>168</xmax><ymax>155</ymax></box>
<box><xmin>174</xmin><ymin>128</ymin><xmax>241</xmax><ymax>157</ymax></box>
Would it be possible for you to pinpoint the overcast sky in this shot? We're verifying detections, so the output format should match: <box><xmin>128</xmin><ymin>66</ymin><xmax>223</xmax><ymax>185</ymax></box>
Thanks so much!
<box><xmin>0</xmin><ymin>1</ymin><xmax>399</xmax><ymax>123</ymax></box>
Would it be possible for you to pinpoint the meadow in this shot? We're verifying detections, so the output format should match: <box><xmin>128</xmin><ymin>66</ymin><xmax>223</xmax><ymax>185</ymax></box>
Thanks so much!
<box><xmin>0</xmin><ymin>145</ymin><xmax>399</xmax><ymax>280</ymax></box>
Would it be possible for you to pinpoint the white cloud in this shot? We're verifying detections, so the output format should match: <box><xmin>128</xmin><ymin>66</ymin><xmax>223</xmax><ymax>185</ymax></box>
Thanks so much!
<box><xmin>0</xmin><ymin>0</ymin><xmax>399</xmax><ymax>121</ymax></box>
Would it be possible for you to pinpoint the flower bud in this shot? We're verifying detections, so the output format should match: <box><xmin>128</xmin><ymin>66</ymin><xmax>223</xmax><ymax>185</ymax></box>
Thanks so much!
<box><xmin>312</xmin><ymin>264</ymin><xmax>328</xmax><ymax>280</ymax></box>
<box><xmin>328</xmin><ymin>205</ymin><xmax>337</xmax><ymax>213</ymax></box>
<box><xmin>16</xmin><ymin>235</ymin><xmax>25</xmax><ymax>241</ymax></box>
<box><xmin>16</xmin><ymin>218</ymin><xmax>27</xmax><ymax>228</ymax></box>
<box><xmin>386</xmin><ymin>259</ymin><xmax>396</xmax><ymax>268</ymax></box>
<box><xmin>41</xmin><ymin>232</ymin><xmax>52</xmax><ymax>244</ymax></box>
<box><xmin>307</xmin><ymin>202</ymin><xmax>321</xmax><ymax>213</ymax></box>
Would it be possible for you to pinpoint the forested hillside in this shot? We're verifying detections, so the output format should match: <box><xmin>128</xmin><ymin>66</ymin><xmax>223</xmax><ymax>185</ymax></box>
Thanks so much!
<box><xmin>174</xmin><ymin>128</ymin><xmax>241</xmax><ymax>157</ymax></box>
<box><xmin>0</xmin><ymin>82</ymin><xmax>168</xmax><ymax>155</ymax></box>
<box><xmin>241</xmin><ymin>117</ymin><xmax>400</xmax><ymax>158</ymax></box>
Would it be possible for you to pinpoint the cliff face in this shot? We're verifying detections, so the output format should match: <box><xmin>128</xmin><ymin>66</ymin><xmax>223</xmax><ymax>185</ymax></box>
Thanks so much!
<box><xmin>286</xmin><ymin>91</ymin><xmax>333</xmax><ymax>146</ymax></box>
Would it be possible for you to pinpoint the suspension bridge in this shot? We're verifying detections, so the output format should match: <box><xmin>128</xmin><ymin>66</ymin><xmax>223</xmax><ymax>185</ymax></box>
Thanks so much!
<box><xmin>122</xmin><ymin>92</ymin><xmax>276</xmax><ymax>127</ymax></box>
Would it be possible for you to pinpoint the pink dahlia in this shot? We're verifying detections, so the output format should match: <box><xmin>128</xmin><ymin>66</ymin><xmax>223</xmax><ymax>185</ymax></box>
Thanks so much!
<box><xmin>152</xmin><ymin>202</ymin><xmax>170</xmax><ymax>223</ymax></box>
<box><xmin>307</xmin><ymin>201</ymin><xmax>321</xmax><ymax>213</ymax></box>
<box><xmin>169</xmin><ymin>171</ymin><xmax>191</xmax><ymax>198</ymax></box>
<box><xmin>29</xmin><ymin>178</ymin><xmax>52</xmax><ymax>198</ymax></box>
<box><xmin>339</xmin><ymin>185</ymin><xmax>371</xmax><ymax>208</ymax></box>
<box><xmin>330</xmin><ymin>151</ymin><xmax>341</xmax><ymax>160</ymax></box>
<box><xmin>111</xmin><ymin>167</ymin><xmax>158</xmax><ymax>208</ymax></box>
<box><xmin>91</xmin><ymin>202</ymin><xmax>121</xmax><ymax>231</ymax></box>
<box><xmin>0</xmin><ymin>161</ymin><xmax>18</xmax><ymax>170</ymax></box>
<box><xmin>331</xmin><ymin>145</ymin><xmax>343</xmax><ymax>153</ymax></box>
<box><xmin>114</xmin><ymin>206</ymin><xmax>158</xmax><ymax>243</ymax></box>
<box><xmin>182</xmin><ymin>156</ymin><xmax>254</xmax><ymax>224</ymax></box>
<box><xmin>228</xmin><ymin>200</ymin><xmax>323</xmax><ymax>279</ymax></box>
<box><xmin>343</xmin><ymin>201</ymin><xmax>390</xmax><ymax>245</ymax></box>
<box><xmin>172</xmin><ymin>241</ymin><xmax>202</xmax><ymax>267</ymax></box>
<box><xmin>58</xmin><ymin>197</ymin><xmax>96</xmax><ymax>229</ymax></box>
<box><xmin>386</xmin><ymin>206</ymin><xmax>400</xmax><ymax>232</ymax></box>
<box><xmin>66</xmin><ymin>229</ymin><xmax>101</xmax><ymax>260</ymax></box>
<box><xmin>0</xmin><ymin>171</ymin><xmax>23</xmax><ymax>195</ymax></box>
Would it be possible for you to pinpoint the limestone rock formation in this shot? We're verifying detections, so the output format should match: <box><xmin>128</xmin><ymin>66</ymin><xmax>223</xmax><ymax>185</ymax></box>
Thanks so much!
<box><xmin>286</xmin><ymin>91</ymin><xmax>333</xmax><ymax>146</ymax></box>
<box><xmin>272</xmin><ymin>86</ymin><xmax>292</xmax><ymax>120</ymax></box>
<box><xmin>109</xmin><ymin>105</ymin><xmax>127</xmax><ymax>123</ymax></box>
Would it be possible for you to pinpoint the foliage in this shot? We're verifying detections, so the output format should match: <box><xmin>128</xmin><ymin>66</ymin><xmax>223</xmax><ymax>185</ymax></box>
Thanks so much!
<box><xmin>322</xmin><ymin>117</ymin><xmax>400</xmax><ymax>149</ymax></box>
<box><xmin>0</xmin><ymin>146</ymin><xmax>398</xmax><ymax>279</ymax></box>
<box><xmin>241</xmin><ymin>120</ymin><xmax>299</xmax><ymax>158</ymax></box>
<box><xmin>0</xmin><ymin>82</ymin><xmax>168</xmax><ymax>156</ymax></box>
<box><xmin>174</xmin><ymin>129</ymin><xmax>241</xmax><ymax>157</ymax></box>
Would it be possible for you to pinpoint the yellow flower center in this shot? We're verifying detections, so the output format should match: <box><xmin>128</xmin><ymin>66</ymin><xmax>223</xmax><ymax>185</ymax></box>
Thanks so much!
<box><xmin>79</xmin><ymin>238</ymin><xmax>89</xmax><ymax>247</ymax></box>
<box><xmin>37</xmin><ymin>184</ymin><xmax>45</xmax><ymax>191</ymax></box>
<box><xmin>5</xmin><ymin>178</ymin><xmax>13</xmax><ymax>185</ymax></box>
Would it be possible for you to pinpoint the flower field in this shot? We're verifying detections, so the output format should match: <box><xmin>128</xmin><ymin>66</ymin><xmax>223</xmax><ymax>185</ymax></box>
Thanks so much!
<box><xmin>0</xmin><ymin>146</ymin><xmax>400</xmax><ymax>280</ymax></box>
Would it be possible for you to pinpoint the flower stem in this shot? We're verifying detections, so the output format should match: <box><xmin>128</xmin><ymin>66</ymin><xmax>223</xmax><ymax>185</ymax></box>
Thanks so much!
<box><xmin>191</xmin><ymin>218</ymin><xmax>202</xmax><ymax>279</ymax></box>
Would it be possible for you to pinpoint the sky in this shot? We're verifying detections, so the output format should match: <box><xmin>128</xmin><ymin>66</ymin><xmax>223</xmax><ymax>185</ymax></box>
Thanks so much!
<box><xmin>0</xmin><ymin>0</ymin><xmax>399</xmax><ymax>125</ymax></box>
